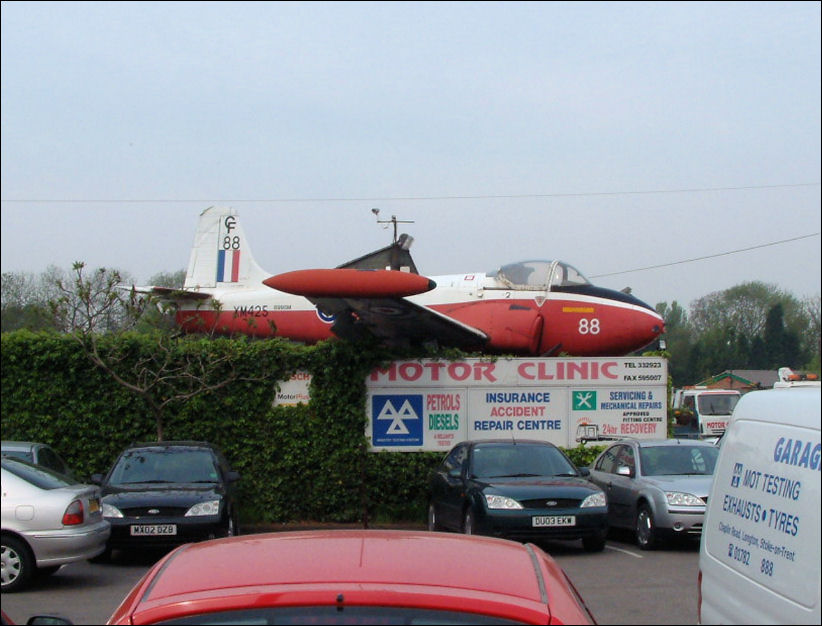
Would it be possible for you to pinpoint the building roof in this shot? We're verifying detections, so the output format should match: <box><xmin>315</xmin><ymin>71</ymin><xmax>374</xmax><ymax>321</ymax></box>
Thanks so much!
<box><xmin>695</xmin><ymin>369</ymin><xmax>780</xmax><ymax>390</ymax></box>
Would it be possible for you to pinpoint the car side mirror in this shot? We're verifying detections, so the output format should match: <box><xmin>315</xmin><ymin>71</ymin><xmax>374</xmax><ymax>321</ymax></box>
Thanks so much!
<box><xmin>616</xmin><ymin>465</ymin><xmax>634</xmax><ymax>478</ymax></box>
<box><xmin>577</xmin><ymin>467</ymin><xmax>591</xmax><ymax>477</ymax></box>
<box><xmin>448</xmin><ymin>467</ymin><xmax>462</xmax><ymax>479</ymax></box>
<box><xmin>226</xmin><ymin>470</ymin><xmax>241</xmax><ymax>483</ymax></box>
<box><xmin>90</xmin><ymin>473</ymin><xmax>104</xmax><ymax>484</ymax></box>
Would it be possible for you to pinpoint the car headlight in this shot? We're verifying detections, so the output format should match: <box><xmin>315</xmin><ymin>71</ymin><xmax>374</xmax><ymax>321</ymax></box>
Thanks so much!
<box><xmin>185</xmin><ymin>499</ymin><xmax>221</xmax><ymax>517</ymax></box>
<box><xmin>102</xmin><ymin>503</ymin><xmax>123</xmax><ymax>518</ymax></box>
<box><xmin>665</xmin><ymin>492</ymin><xmax>704</xmax><ymax>507</ymax></box>
<box><xmin>484</xmin><ymin>494</ymin><xmax>523</xmax><ymax>510</ymax></box>
<box><xmin>580</xmin><ymin>492</ymin><xmax>607</xmax><ymax>508</ymax></box>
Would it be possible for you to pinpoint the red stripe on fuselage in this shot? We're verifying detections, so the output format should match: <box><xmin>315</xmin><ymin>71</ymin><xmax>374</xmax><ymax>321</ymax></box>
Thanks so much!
<box><xmin>176</xmin><ymin>309</ymin><xmax>335</xmax><ymax>342</ymax></box>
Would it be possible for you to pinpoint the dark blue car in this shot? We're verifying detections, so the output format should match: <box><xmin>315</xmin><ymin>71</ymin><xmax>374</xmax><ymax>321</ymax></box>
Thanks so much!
<box><xmin>427</xmin><ymin>439</ymin><xmax>608</xmax><ymax>551</ymax></box>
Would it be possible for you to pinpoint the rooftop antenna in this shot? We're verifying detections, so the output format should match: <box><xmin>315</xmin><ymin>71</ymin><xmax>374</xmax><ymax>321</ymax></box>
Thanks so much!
<box><xmin>372</xmin><ymin>208</ymin><xmax>414</xmax><ymax>244</ymax></box>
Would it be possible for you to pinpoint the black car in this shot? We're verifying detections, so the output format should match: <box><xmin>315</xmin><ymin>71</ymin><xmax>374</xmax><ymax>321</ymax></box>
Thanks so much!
<box><xmin>92</xmin><ymin>441</ymin><xmax>241</xmax><ymax>557</ymax></box>
<box><xmin>427</xmin><ymin>439</ymin><xmax>609</xmax><ymax>552</ymax></box>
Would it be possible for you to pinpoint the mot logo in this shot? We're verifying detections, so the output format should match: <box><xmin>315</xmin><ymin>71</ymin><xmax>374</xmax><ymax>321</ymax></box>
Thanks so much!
<box><xmin>372</xmin><ymin>394</ymin><xmax>423</xmax><ymax>447</ymax></box>
<box><xmin>731</xmin><ymin>462</ymin><xmax>743</xmax><ymax>488</ymax></box>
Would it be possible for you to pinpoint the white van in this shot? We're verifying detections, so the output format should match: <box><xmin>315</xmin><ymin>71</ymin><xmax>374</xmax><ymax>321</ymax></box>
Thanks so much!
<box><xmin>698</xmin><ymin>384</ymin><xmax>820</xmax><ymax>624</ymax></box>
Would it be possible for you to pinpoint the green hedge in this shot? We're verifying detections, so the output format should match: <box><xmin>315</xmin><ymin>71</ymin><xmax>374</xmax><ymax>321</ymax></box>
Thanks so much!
<box><xmin>1</xmin><ymin>331</ymin><xmax>603</xmax><ymax>525</ymax></box>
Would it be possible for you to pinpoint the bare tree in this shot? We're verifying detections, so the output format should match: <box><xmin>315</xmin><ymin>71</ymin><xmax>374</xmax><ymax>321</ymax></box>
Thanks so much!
<box><xmin>48</xmin><ymin>262</ymin><xmax>266</xmax><ymax>441</ymax></box>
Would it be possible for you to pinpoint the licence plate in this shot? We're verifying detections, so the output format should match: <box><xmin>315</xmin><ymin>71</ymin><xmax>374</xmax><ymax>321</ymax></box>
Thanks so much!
<box><xmin>532</xmin><ymin>515</ymin><xmax>576</xmax><ymax>527</ymax></box>
<box><xmin>130</xmin><ymin>524</ymin><xmax>177</xmax><ymax>536</ymax></box>
<box><xmin>89</xmin><ymin>498</ymin><xmax>100</xmax><ymax>514</ymax></box>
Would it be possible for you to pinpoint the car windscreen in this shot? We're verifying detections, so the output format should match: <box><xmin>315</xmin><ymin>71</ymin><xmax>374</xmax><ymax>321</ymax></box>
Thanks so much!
<box><xmin>107</xmin><ymin>448</ymin><xmax>220</xmax><ymax>485</ymax></box>
<box><xmin>638</xmin><ymin>445</ymin><xmax>719</xmax><ymax>476</ymax></box>
<box><xmin>1</xmin><ymin>458</ymin><xmax>76</xmax><ymax>489</ymax></box>
<box><xmin>472</xmin><ymin>444</ymin><xmax>577</xmax><ymax>478</ymax></box>
<box><xmin>157</xmin><ymin>606</ymin><xmax>527</xmax><ymax>625</ymax></box>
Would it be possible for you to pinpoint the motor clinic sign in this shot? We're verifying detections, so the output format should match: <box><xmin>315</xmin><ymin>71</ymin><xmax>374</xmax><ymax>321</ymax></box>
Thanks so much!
<box><xmin>366</xmin><ymin>357</ymin><xmax>668</xmax><ymax>451</ymax></box>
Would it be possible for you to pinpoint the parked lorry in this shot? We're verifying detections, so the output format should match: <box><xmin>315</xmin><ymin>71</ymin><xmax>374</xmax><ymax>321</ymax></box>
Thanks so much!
<box><xmin>774</xmin><ymin>366</ymin><xmax>820</xmax><ymax>388</ymax></box>
<box><xmin>670</xmin><ymin>387</ymin><xmax>741</xmax><ymax>438</ymax></box>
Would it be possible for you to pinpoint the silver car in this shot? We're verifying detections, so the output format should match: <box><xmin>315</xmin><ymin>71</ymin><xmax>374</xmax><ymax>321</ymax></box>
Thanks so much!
<box><xmin>588</xmin><ymin>439</ymin><xmax>719</xmax><ymax>550</ymax></box>
<box><xmin>2</xmin><ymin>440</ymin><xmax>75</xmax><ymax>477</ymax></box>
<box><xmin>1</xmin><ymin>457</ymin><xmax>110</xmax><ymax>592</ymax></box>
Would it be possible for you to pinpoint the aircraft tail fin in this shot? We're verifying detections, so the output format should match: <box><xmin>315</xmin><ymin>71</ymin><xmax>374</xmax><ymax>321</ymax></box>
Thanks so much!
<box><xmin>184</xmin><ymin>206</ymin><xmax>269</xmax><ymax>289</ymax></box>
<box><xmin>337</xmin><ymin>233</ymin><xmax>419</xmax><ymax>274</ymax></box>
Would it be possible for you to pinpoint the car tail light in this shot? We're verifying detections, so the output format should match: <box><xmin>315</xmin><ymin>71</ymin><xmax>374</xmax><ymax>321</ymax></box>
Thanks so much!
<box><xmin>62</xmin><ymin>499</ymin><xmax>85</xmax><ymax>525</ymax></box>
<box><xmin>697</xmin><ymin>568</ymin><xmax>702</xmax><ymax>622</ymax></box>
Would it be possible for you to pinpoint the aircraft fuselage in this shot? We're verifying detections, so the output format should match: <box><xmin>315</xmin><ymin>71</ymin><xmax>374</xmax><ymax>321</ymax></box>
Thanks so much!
<box><xmin>175</xmin><ymin>271</ymin><xmax>663</xmax><ymax>356</ymax></box>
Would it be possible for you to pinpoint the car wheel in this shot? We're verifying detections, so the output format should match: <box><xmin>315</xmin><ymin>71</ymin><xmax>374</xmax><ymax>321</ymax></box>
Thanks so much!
<box><xmin>428</xmin><ymin>502</ymin><xmax>440</xmax><ymax>532</ymax></box>
<box><xmin>635</xmin><ymin>504</ymin><xmax>658</xmax><ymax>550</ymax></box>
<box><xmin>582</xmin><ymin>533</ymin><xmax>607</xmax><ymax>552</ymax></box>
<box><xmin>1</xmin><ymin>534</ymin><xmax>35</xmax><ymax>592</ymax></box>
<box><xmin>462</xmin><ymin>508</ymin><xmax>475</xmax><ymax>535</ymax></box>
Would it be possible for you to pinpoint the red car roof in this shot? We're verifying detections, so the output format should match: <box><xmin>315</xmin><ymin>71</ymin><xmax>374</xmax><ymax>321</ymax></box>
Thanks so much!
<box><xmin>108</xmin><ymin>529</ymin><xmax>595</xmax><ymax>625</ymax></box>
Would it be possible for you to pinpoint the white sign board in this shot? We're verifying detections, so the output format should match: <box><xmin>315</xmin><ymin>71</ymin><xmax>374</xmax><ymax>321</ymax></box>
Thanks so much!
<box><xmin>273</xmin><ymin>371</ymin><xmax>312</xmax><ymax>406</ymax></box>
<box><xmin>366</xmin><ymin>357</ymin><xmax>668</xmax><ymax>451</ymax></box>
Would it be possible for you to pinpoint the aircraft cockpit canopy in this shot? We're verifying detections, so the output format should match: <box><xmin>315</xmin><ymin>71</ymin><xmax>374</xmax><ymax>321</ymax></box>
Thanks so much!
<box><xmin>491</xmin><ymin>260</ymin><xmax>591</xmax><ymax>290</ymax></box>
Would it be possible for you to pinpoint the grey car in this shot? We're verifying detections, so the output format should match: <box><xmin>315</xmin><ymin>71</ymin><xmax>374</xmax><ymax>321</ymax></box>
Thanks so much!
<box><xmin>588</xmin><ymin>439</ymin><xmax>719</xmax><ymax>550</ymax></box>
<box><xmin>1</xmin><ymin>457</ymin><xmax>110</xmax><ymax>592</ymax></box>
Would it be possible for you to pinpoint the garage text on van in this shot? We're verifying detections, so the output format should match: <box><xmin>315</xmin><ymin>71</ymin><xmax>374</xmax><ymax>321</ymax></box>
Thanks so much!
<box><xmin>773</xmin><ymin>438</ymin><xmax>822</xmax><ymax>471</ymax></box>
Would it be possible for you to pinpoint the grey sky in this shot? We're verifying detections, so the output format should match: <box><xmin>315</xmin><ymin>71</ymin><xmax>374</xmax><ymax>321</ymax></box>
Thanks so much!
<box><xmin>2</xmin><ymin>1</ymin><xmax>820</xmax><ymax>309</ymax></box>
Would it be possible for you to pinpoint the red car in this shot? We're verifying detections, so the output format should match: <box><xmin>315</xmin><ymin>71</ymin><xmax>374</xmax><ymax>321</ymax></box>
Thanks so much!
<box><xmin>107</xmin><ymin>529</ymin><xmax>596</xmax><ymax>625</ymax></box>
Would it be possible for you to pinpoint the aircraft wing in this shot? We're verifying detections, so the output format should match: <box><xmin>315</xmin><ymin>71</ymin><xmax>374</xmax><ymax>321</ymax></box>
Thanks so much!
<box><xmin>267</xmin><ymin>232</ymin><xmax>487</xmax><ymax>350</ymax></box>
<box><xmin>123</xmin><ymin>285</ymin><xmax>212</xmax><ymax>301</ymax></box>
<box><xmin>311</xmin><ymin>295</ymin><xmax>488</xmax><ymax>351</ymax></box>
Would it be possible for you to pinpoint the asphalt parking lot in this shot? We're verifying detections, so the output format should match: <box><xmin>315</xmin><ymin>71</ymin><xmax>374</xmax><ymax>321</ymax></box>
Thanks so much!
<box><xmin>2</xmin><ymin>527</ymin><xmax>700</xmax><ymax>625</ymax></box>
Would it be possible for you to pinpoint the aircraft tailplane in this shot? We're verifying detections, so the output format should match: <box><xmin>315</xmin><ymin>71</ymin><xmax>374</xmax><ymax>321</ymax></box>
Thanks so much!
<box><xmin>184</xmin><ymin>206</ymin><xmax>269</xmax><ymax>289</ymax></box>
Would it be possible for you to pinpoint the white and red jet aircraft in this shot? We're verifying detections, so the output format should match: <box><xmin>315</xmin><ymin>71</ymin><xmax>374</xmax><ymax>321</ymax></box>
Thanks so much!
<box><xmin>141</xmin><ymin>206</ymin><xmax>664</xmax><ymax>356</ymax></box>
